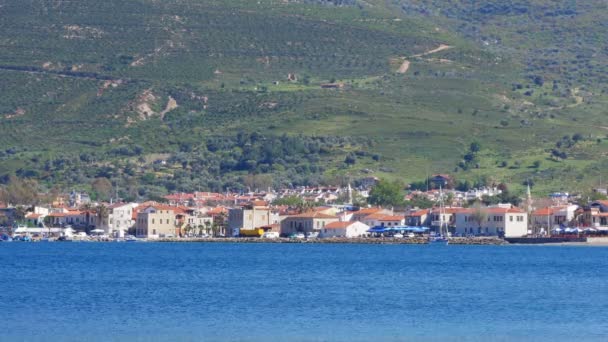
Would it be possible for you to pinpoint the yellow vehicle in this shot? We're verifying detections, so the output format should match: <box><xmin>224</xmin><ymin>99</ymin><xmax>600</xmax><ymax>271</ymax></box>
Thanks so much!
<box><xmin>239</xmin><ymin>228</ymin><xmax>265</xmax><ymax>237</ymax></box>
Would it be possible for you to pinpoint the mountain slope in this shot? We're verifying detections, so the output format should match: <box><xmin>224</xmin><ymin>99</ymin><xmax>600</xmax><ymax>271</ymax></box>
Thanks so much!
<box><xmin>0</xmin><ymin>0</ymin><xmax>606</xmax><ymax>198</ymax></box>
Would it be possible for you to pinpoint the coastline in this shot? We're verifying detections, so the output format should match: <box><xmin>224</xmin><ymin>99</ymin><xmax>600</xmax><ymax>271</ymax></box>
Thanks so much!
<box><xmin>154</xmin><ymin>237</ymin><xmax>507</xmax><ymax>245</ymax></box>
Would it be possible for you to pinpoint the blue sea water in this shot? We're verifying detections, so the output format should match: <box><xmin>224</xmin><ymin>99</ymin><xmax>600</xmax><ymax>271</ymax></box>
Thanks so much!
<box><xmin>1</xmin><ymin>243</ymin><xmax>607</xmax><ymax>341</ymax></box>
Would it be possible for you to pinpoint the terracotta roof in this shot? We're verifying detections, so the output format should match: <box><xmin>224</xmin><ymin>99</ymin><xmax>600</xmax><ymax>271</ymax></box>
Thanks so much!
<box><xmin>379</xmin><ymin>215</ymin><xmax>404</xmax><ymax>221</ymax></box>
<box><xmin>407</xmin><ymin>210</ymin><xmax>428</xmax><ymax>217</ymax></box>
<box><xmin>48</xmin><ymin>212</ymin><xmax>68</xmax><ymax>217</ymax></box>
<box><xmin>364</xmin><ymin>213</ymin><xmax>391</xmax><ymax>220</ymax></box>
<box><xmin>251</xmin><ymin>200</ymin><xmax>268</xmax><ymax>207</ymax></box>
<box><xmin>324</xmin><ymin>221</ymin><xmax>354</xmax><ymax>229</ymax></box>
<box><xmin>26</xmin><ymin>213</ymin><xmax>43</xmax><ymax>219</ymax></box>
<box><xmin>207</xmin><ymin>207</ymin><xmax>228</xmax><ymax>215</ymax></box>
<box><xmin>289</xmin><ymin>212</ymin><xmax>337</xmax><ymax>219</ymax></box>
<box><xmin>532</xmin><ymin>208</ymin><xmax>554</xmax><ymax>216</ymax></box>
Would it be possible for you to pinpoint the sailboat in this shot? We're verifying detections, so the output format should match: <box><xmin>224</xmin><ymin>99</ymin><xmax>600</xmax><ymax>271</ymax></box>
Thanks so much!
<box><xmin>429</xmin><ymin>186</ymin><xmax>449</xmax><ymax>245</ymax></box>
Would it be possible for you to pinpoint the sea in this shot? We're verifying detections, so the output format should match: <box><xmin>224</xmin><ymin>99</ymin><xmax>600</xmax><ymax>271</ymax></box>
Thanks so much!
<box><xmin>1</xmin><ymin>242</ymin><xmax>607</xmax><ymax>341</ymax></box>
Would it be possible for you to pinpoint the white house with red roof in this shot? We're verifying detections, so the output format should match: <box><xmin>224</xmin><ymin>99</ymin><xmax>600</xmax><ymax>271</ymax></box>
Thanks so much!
<box><xmin>531</xmin><ymin>204</ymin><xmax>578</xmax><ymax>231</ymax></box>
<box><xmin>454</xmin><ymin>206</ymin><xmax>527</xmax><ymax>237</ymax></box>
<box><xmin>429</xmin><ymin>207</ymin><xmax>464</xmax><ymax>230</ymax></box>
<box><xmin>319</xmin><ymin>221</ymin><xmax>370</xmax><ymax>238</ymax></box>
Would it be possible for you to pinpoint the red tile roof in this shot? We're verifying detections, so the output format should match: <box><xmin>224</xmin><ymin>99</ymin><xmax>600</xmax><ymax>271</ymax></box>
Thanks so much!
<box><xmin>532</xmin><ymin>208</ymin><xmax>554</xmax><ymax>216</ymax></box>
<box><xmin>48</xmin><ymin>212</ymin><xmax>68</xmax><ymax>217</ymax></box>
<box><xmin>324</xmin><ymin>221</ymin><xmax>354</xmax><ymax>229</ymax></box>
<box><xmin>289</xmin><ymin>212</ymin><xmax>337</xmax><ymax>219</ymax></box>
<box><xmin>407</xmin><ymin>210</ymin><xmax>428</xmax><ymax>217</ymax></box>
<box><xmin>364</xmin><ymin>213</ymin><xmax>391</xmax><ymax>220</ymax></box>
<box><xmin>379</xmin><ymin>215</ymin><xmax>404</xmax><ymax>221</ymax></box>
<box><xmin>207</xmin><ymin>207</ymin><xmax>228</xmax><ymax>215</ymax></box>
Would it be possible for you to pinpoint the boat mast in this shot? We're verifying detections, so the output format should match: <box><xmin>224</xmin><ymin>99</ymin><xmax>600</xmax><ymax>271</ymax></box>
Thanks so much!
<box><xmin>439</xmin><ymin>186</ymin><xmax>445</xmax><ymax>236</ymax></box>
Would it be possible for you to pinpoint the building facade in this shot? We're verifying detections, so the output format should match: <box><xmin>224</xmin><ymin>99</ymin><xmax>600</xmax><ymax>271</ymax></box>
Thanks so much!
<box><xmin>319</xmin><ymin>221</ymin><xmax>370</xmax><ymax>238</ymax></box>
<box><xmin>227</xmin><ymin>202</ymin><xmax>279</xmax><ymax>237</ymax></box>
<box><xmin>135</xmin><ymin>205</ymin><xmax>176</xmax><ymax>239</ymax></box>
<box><xmin>454</xmin><ymin>207</ymin><xmax>527</xmax><ymax>237</ymax></box>
<box><xmin>280</xmin><ymin>212</ymin><xmax>339</xmax><ymax>236</ymax></box>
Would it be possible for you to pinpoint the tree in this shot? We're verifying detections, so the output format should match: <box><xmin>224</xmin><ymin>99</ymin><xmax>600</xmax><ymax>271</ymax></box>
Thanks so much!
<box><xmin>92</xmin><ymin>177</ymin><xmax>113</xmax><ymax>201</ymax></box>
<box><xmin>96</xmin><ymin>204</ymin><xmax>109</xmax><ymax>232</ymax></box>
<box><xmin>368</xmin><ymin>179</ymin><xmax>404</xmax><ymax>207</ymax></box>
<box><xmin>407</xmin><ymin>194</ymin><xmax>434</xmax><ymax>209</ymax></box>
<box><xmin>470</xmin><ymin>141</ymin><xmax>481</xmax><ymax>153</ymax></box>
<box><xmin>183</xmin><ymin>224</ymin><xmax>193</xmax><ymax>237</ymax></box>
<box><xmin>470</xmin><ymin>202</ymin><xmax>488</xmax><ymax>230</ymax></box>
<box><xmin>243</xmin><ymin>174</ymin><xmax>273</xmax><ymax>191</ymax></box>
<box><xmin>532</xmin><ymin>160</ymin><xmax>541</xmax><ymax>168</ymax></box>
<box><xmin>2</xmin><ymin>176</ymin><xmax>39</xmax><ymax>205</ymax></box>
<box><xmin>273</xmin><ymin>195</ymin><xmax>305</xmax><ymax>207</ymax></box>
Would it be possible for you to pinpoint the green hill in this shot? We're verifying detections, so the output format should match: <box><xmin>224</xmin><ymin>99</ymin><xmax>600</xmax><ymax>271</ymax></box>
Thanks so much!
<box><xmin>0</xmin><ymin>0</ymin><xmax>607</xmax><ymax>199</ymax></box>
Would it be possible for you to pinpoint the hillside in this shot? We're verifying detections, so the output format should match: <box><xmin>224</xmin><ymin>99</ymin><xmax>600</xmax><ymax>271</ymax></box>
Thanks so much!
<box><xmin>0</xmin><ymin>0</ymin><xmax>606</xmax><ymax>200</ymax></box>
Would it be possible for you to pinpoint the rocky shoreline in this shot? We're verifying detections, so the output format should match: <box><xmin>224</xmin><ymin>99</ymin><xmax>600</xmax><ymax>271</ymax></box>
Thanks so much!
<box><xmin>156</xmin><ymin>236</ymin><xmax>507</xmax><ymax>245</ymax></box>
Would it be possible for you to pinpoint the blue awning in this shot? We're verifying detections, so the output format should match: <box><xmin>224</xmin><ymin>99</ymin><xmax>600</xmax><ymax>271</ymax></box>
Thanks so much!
<box><xmin>367</xmin><ymin>227</ymin><xmax>390</xmax><ymax>233</ymax></box>
<box><xmin>367</xmin><ymin>226</ymin><xmax>430</xmax><ymax>233</ymax></box>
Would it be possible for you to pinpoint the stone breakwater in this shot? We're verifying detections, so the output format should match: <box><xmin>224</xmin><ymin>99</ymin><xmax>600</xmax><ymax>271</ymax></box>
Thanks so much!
<box><xmin>156</xmin><ymin>237</ymin><xmax>507</xmax><ymax>245</ymax></box>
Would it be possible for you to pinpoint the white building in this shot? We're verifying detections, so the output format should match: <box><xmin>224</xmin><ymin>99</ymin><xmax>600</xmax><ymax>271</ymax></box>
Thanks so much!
<box><xmin>531</xmin><ymin>205</ymin><xmax>578</xmax><ymax>230</ymax></box>
<box><xmin>454</xmin><ymin>207</ymin><xmax>527</xmax><ymax>237</ymax></box>
<box><xmin>107</xmin><ymin>203</ymin><xmax>139</xmax><ymax>237</ymax></box>
<box><xmin>464</xmin><ymin>187</ymin><xmax>503</xmax><ymax>202</ymax></box>
<box><xmin>319</xmin><ymin>221</ymin><xmax>370</xmax><ymax>238</ymax></box>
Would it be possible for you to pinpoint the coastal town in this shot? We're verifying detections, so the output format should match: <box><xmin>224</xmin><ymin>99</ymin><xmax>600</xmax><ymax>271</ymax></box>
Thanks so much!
<box><xmin>1</xmin><ymin>174</ymin><xmax>608</xmax><ymax>244</ymax></box>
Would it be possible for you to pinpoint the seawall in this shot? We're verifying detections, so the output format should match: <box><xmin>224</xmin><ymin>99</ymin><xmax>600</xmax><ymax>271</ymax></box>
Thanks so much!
<box><xmin>156</xmin><ymin>237</ymin><xmax>507</xmax><ymax>245</ymax></box>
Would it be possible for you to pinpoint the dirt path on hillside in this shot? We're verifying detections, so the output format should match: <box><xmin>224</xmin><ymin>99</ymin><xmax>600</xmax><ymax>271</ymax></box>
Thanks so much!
<box><xmin>396</xmin><ymin>60</ymin><xmax>410</xmax><ymax>74</ymax></box>
<box><xmin>396</xmin><ymin>44</ymin><xmax>452</xmax><ymax>74</ymax></box>
<box><xmin>411</xmin><ymin>44</ymin><xmax>452</xmax><ymax>58</ymax></box>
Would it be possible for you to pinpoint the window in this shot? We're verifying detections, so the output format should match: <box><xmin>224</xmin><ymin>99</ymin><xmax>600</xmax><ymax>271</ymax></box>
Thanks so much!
<box><xmin>152</xmin><ymin>219</ymin><xmax>155</xmax><ymax>224</ymax></box>
<box><xmin>152</xmin><ymin>229</ymin><xmax>156</xmax><ymax>235</ymax></box>
<box><xmin>509</xmin><ymin>216</ymin><xmax>513</xmax><ymax>222</ymax></box>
